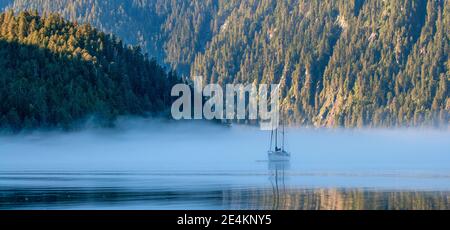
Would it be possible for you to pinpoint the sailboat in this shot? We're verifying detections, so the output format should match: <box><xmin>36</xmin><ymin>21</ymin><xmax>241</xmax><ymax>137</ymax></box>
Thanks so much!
<box><xmin>268</xmin><ymin>120</ymin><xmax>290</xmax><ymax>161</ymax></box>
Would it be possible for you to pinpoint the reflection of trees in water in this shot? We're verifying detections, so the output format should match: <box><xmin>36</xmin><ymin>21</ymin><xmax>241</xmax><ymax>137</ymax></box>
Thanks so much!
<box><xmin>223</xmin><ymin>187</ymin><xmax>450</xmax><ymax>210</ymax></box>
<box><xmin>222</xmin><ymin>161</ymin><xmax>450</xmax><ymax>210</ymax></box>
<box><xmin>1</xmin><ymin>170</ymin><xmax>448</xmax><ymax>210</ymax></box>
<box><xmin>5</xmin><ymin>186</ymin><xmax>448</xmax><ymax>210</ymax></box>
<box><xmin>318</xmin><ymin>189</ymin><xmax>450</xmax><ymax>210</ymax></box>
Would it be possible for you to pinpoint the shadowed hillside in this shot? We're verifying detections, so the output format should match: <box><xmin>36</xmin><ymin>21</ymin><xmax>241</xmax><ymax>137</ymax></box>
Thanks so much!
<box><xmin>0</xmin><ymin>11</ymin><xmax>178</xmax><ymax>131</ymax></box>
<box><xmin>2</xmin><ymin>0</ymin><xmax>449</xmax><ymax>128</ymax></box>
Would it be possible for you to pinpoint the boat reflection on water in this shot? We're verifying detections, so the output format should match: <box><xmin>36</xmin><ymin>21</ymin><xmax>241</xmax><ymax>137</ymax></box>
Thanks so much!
<box><xmin>2</xmin><ymin>138</ymin><xmax>447</xmax><ymax>210</ymax></box>
<box><xmin>222</xmin><ymin>160</ymin><xmax>450</xmax><ymax>210</ymax></box>
<box><xmin>268</xmin><ymin>160</ymin><xmax>290</xmax><ymax>210</ymax></box>
<box><xmin>1</xmin><ymin>167</ymin><xmax>449</xmax><ymax>210</ymax></box>
<box><xmin>222</xmin><ymin>158</ymin><xmax>450</xmax><ymax>210</ymax></box>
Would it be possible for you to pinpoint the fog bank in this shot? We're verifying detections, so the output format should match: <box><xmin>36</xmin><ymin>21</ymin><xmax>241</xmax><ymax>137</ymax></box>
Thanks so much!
<box><xmin>0</xmin><ymin>119</ymin><xmax>449</xmax><ymax>174</ymax></box>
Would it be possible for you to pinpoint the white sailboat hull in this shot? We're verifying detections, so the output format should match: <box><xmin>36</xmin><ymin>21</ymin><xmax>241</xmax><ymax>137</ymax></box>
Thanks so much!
<box><xmin>268</xmin><ymin>150</ymin><xmax>291</xmax><ymax>161</ymax></box>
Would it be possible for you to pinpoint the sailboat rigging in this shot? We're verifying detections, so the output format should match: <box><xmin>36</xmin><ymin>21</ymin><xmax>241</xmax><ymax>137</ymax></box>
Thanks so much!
<box><xmin>268</xmin><ymin>119</ymin><xmax>290</xmax><ymax>161</ymax></box>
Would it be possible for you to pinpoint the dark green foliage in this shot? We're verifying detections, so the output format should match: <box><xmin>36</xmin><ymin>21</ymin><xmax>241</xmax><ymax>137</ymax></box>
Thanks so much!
<box><xmin>5</xmin><ymin>0</ymin><xmax>223</xmax><ymax>75</ymax></box>
<box><xmin>4</xmin><ymin>0</ymin><xmax>450</xmax><ymax>128</ymax></box>
<box><xmin>0</xmin><ymin>11</ymin><xmax>178</xmax><ymax>131</ymax></box>
<box><xmin>190</xmin><ymin>0</ymin><xmax>449</xmax><ymax>127</ymax></box>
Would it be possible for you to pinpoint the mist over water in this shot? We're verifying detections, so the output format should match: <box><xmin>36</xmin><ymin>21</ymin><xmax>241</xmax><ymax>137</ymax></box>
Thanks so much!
<box><xmin>1</xmin><ymin>119</ymin><xmax>449</xmax><ymax>209</ymax></box>
<box><xmin>1</xmin><ymin>119</ymin><xmax>449</xmax><ymax>173</ymax></box>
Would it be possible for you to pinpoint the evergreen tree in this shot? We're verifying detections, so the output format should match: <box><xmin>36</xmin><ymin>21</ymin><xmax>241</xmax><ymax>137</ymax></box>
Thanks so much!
<box><xmin>0</xmin><ymin>11</ymin><xmax>178</xmax><ymax>131</ymax></box>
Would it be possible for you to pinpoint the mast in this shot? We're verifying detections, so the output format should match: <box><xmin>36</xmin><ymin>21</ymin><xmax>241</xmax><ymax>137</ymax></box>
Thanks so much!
<box><xmin>274</xmin><ymin>127</ymin><xmax>278</xmax><ymax>150</ymax></box>
<box><xmin>282</xmin><ymin>120</ymin><xmax>285</xmax><ymax>151</ymax></box>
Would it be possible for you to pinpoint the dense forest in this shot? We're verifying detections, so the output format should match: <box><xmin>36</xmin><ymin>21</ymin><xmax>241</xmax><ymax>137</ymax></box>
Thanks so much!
<box><xmin>1</xmin><ymin>0</ymin><xmax>449</xmax><ymax>128</ymax></box>
<box><xmin>0</xmin><ymin>10</ymin><xmax>178</xmax><ymax>131</ymax></box>
<box><xmin>4</xmin><ymin>0</ymin><xmax>223</xmax><ymax>74</ymax></box>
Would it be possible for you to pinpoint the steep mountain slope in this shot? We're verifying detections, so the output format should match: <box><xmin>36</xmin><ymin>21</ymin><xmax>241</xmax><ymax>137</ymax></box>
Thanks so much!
<box><xmin>318</xmin><ymin>0</ymin><xmax>428</xmax><ymax>127</ymax></box>
<box><xmin>192</xmin><ymin>0</ymin><xmax>448</xmax><ymax>127</ymax></box>
<box><xmin>3</xmin><ymin>0</ymin><xmax>449</xmax><ymax>127</ymax></box>
<box><xmin>5</xmin><ymin>0</ymin><xmax>228</xmax><ymax>75</ymax></box>
<box><xmin>318</xmin><ymin>0</ymin><xmax>449</xmax><ymax>127</ymax></box>
<box><xmin>192</xmin><ymin>0</ymin><xmax>353</xmax><ymax>125</ymax></box>
<box><xmin>0</xmin><ymin>10</ymin><xmax>177</xmax><ymax>131</ymax></box>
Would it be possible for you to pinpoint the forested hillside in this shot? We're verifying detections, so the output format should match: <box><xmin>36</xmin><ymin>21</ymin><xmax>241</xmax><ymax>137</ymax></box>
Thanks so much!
<box><xmin>5</xmin><ymin>0</ymin><xmax>224</xmax><ymax>74</ymax></box>
<box><xmin>0</xmin><ymin>10</ymin><xmax>177</xmax><ymax>131</ymax></box>
<box><xmin>3</xmin><ymin>0</ymin><xmax>449</xmax><ymax>128</ymax></box>
<box><xmin>191</xmin><ymin>0</ymin><xmax>449</xmax><ymax>127</ymax></box>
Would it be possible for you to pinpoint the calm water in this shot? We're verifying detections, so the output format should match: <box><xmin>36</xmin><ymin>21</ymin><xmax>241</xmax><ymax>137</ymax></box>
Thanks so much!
<box><xmin>1</xmin><ymin>120</ymin><xmax>449</xmax><ymax>210</ymax></box>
